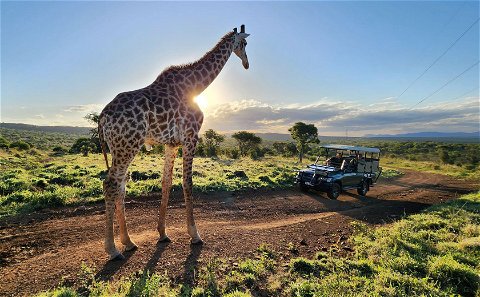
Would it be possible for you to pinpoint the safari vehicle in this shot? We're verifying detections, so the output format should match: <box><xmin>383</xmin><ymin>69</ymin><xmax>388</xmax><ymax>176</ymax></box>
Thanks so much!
<box><xmin>295</xmin><ymin>144</ymin><xmax>382</xmax><ymax>199</ymax></box>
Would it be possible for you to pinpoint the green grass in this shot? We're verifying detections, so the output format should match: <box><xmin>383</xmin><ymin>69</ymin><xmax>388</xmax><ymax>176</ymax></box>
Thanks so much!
<box><xmin>37</xmin><ymin>191</ymin><xmax>480</xmax><ymax>297</ymax></box>
<box><xmin>382</xmin><ymin>156</ymin><xmax>480</xmax><ymax>180</ymax></box>
<box><xmin>0</xmin><ymin>149</ymin><xmax>299</xmax><ymax>217</ymax></box>
<box><xmin>1</xmin><ymin>146</ymin><xmax>478</xmax><ymax>218</ymax></box>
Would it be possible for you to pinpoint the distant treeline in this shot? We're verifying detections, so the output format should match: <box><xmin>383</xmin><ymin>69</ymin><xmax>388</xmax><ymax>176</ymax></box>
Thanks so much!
<box><xmin>0</xmin><ymin>127</ymin><xmax>85</xmax><ymax>150</ymax></box>
<box><xmin>1</xmin><ymin>126</ymin><xmax>479</xmax><ymax>169</ymax></box>
<box><xmin>0</xmin><ymin>123</ymin><xmax>91</xmax><ymax>135</ymax></box>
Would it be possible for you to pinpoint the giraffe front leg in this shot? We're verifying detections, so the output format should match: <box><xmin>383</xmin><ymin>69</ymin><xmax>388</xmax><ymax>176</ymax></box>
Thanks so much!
<box><xmin>104</xmin><ymin>176</ymin><xmax>124</xmax><ymax>260</ymax></box>
<box><xmin>182</xmin><ymin>143</ymin><xmax>203</xmax><ymax>244</ymax></box>
<box><xmin>157</xmin><ymin>145</ymin><xmax>177</xmax><ymax>242</ymax></box>
<box><xmin>115</xmin><ymin>178</ymin><xmax>137</xmax><ymax>252</ymax></box>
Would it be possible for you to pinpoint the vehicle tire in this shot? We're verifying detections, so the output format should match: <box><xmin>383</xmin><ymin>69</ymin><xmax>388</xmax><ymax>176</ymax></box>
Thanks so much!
<box><xmin>327</xmin><ymin>183</ymin><xmax>341</xmax><ymax>199</ymax></box>
<box><xmin>299</xmin><ymin>183</ymin><xmax>309</xmax><ymax>192</ymax></box>
<box><xmin>357</xmin><ymin>180</ymin><xmax>368</xmax><ymax>196</ymax></box>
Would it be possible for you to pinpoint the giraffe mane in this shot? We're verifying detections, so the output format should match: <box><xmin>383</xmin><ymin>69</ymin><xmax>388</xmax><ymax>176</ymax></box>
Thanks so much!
<box><xmin>162</xmin><ymin>31</ymin><xmax>235</xmax><ymax>73</ymax></box>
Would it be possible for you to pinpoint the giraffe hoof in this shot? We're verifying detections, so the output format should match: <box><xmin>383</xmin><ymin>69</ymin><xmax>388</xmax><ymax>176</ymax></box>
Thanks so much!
<box><xmin>190</xmin><ymin>238</ymin><xmax>203</xmax><ymax>245</ymax></box>
<box><xmin>124</xmin><ymin>243</ymin><xmax>138</xmax><ymax>252</ymax></box>
<box><xmin>158</xmin><ymin>235</ymin><xmax>171</xmax><ymax>243</ymax></box>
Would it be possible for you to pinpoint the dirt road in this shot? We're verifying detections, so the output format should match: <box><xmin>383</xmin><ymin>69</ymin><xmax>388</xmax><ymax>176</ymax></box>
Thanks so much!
<box><xmin>0</xmin><ymin>170</ymin><xmax>478</xmax><ymax>296</ymax></box>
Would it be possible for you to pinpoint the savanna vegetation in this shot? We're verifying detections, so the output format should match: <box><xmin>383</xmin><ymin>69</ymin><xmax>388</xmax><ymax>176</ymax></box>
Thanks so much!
<box><xmin>37</xmin><ymin>191</ymin><xmax>480</xmax><ymax>296</ymax></box>
<box><xmin>1</xmin><ymin>122</ymin><xmax>479</xmax><ymax>217</ymax></box>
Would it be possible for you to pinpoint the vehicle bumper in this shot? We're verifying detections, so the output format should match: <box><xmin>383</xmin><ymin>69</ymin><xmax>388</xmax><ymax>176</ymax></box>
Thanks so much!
<box><xmin>296</xmin><ymin>178</ymin><xmax>333</xmax><ymax>191</ymax></box>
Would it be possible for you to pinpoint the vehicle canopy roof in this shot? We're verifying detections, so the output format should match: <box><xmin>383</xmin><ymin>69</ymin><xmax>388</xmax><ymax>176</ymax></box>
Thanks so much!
<box><xmin>321</xmin><ymin>144</ymin><xmax>380</xmax><ymax>153</ymax></box>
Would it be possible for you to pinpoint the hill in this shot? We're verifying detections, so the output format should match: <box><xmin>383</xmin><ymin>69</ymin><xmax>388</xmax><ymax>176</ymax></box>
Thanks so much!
<box><xmin>0</xmin><ymin>123</ymin><xmax>91</xmax><ymax>135</ymax></box>
<box><xmin>365</xmin><ymin>131</ymin><xmax>479</xmax><ymax>139</ymax></box>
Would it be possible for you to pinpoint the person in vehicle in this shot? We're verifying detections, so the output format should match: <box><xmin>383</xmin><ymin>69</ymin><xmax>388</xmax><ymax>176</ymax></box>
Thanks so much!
<box><xmin>327</xmin><ymin>152</ymin><xmax>343</xmax><ymax>167</ymax></box>
<box><xmin>356</xmin><ymin>153</ymin><xmax>367</xmax><ymax>172</ymax></box>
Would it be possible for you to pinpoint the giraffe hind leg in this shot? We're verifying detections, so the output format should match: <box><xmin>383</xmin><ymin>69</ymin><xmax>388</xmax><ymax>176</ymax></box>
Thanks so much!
<box><xmin>157</xmin><ymin>144</ymin><xmax>177</xmax><ymax>242</ymax></box>
<box><xmin>182</xmin><ymin>143</ymin><xmax>203</xmax><ymax>244</ymax></box>
<box><xmin>103</xmin><ymin>174</ymin><xmax>124</xmax><ymax>260</ymax></box>
<box><xmin>104</xmin><ymin>149</ymin><xmax>139</xmax><ymax>260</ymax></box>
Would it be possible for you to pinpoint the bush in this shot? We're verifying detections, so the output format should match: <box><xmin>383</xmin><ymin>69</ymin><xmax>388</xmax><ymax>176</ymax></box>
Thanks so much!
<box><xmin>289</xmin><ymin>258</ymin><xmax>324</xmax><ymax>276</ymax></box>
<box><xmin>52</xmin><ymin>146</ymin><xmax>68</xmax><ymax>156</ymax></box>
<box><xmin>9</xmin><ymin>140</ymin><xmax>31</xmax><ymax>150</ymax></box>
<box><xmin>225</xmin><ymin>148</ymin><xmax>240</xmax><ymax>159</ymax></box>
<box><xmin>69</xmin><ymin>138</ymin><xmax>97</xmax><ymax>156</ymax></box>
<box><xmin>0</xmin><ymin>136</ymin><xmax>10</xmax><ymax>149</ymax></box>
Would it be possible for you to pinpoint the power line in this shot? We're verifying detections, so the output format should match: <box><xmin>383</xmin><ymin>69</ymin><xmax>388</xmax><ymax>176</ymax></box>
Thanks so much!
<box><xmin>414</xmin><ymin>2</ymin><xmax>467</xmax><ymax>64</ymax></box>
<box><xmin>398</xmin><ymin>17</ymin><xmax>480</xmax><ymax>99</ymax></box>
<box><xmin>448</xmin><ymin>86</ymin><xmax>479</xmax><ymax>102</ymax></box>
<box><xmin>410</xmin><ymin>61</ymin><xmax>479</xmax><ymax>109</ymax></box>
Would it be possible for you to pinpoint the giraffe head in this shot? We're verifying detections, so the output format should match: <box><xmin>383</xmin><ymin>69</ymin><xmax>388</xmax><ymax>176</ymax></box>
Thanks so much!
<box><xmin>233</xmin><ymin>25</ymin><xmax>250</xmax><ymax>69</ymax></box>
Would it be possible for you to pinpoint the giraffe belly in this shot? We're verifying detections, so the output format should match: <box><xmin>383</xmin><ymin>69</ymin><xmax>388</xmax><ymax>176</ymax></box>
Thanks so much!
<box><xmin>145</xmin><ymin>125</ymin><xmax>182</xmax><ymax>147</ymax></box>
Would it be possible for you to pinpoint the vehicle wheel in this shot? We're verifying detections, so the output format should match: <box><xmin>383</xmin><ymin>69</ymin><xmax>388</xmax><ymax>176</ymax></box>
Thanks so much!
<box><xmin>357</xmin><ymin>180</ymin><xmax>368</xmax><ymax>196</ymax></box>
<box><xmin>299</xmin><ymin>183</ymin><xmax>309</xmax><ymax>192</ymax></box>
<box><xmin>327</xmin><ymin>183</ymin><xmax>341</xmax><ymax>199</ymax></box>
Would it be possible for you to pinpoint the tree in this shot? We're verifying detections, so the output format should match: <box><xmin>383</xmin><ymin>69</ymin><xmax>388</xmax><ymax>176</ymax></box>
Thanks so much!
<box><xmin>232</xmin><ymin>131</ymin><xmax>262</xmax><ymax>156</ymax></box>
<box><xmin>289</xmin><ymin>122</ymin><xmax>319</xmax><ymax>163</ymax></box>
<box><xmin>195</xmin><ymin>138</ymin><xmax>206</xmax><ymax>157</ymax></box>
<box><xmin>70</xmin><ymin>137</ymin><xmax>97</xmax><ymax>156</ymax></box>
<box><xmin>203</xmin><ymin>129</ymin><xmax>225</xmax><ymax>157</ymax></box>
<box><xmin>440</xmin><ymin>150</ymin><xmax>453</xmax><ymax>165</ymax></box>
<box><xmin>272</xmin><ymin>142</ymin><xmax>298</xmax><ymax>157</ymax></box>
<box><xmin>85</xmin><ymin>112</ymin><xmax>101</xmax><ymax>153</ymax></box>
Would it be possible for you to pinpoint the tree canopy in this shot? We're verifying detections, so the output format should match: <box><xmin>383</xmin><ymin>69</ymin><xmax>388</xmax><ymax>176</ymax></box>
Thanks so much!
<box><xmin>289</xmin><ymin>122</ymin><xmax>319</xmax><ymax>162</ymax></box>
<box><xmin>232</xmin><ymin>131</ymin><xmax>262</xmax><ymax>156</ymax></box>
<box><xmin>203</xmin><ymin>129</ymin><xmax>225</xmax><ymax>157</ymax></box>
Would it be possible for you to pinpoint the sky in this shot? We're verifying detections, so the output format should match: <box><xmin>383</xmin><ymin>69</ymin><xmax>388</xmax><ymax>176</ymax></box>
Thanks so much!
<box><xmin>1</xmin><ymin>1</ymin><xmax>479</xmax><ymax>136</ymax></box>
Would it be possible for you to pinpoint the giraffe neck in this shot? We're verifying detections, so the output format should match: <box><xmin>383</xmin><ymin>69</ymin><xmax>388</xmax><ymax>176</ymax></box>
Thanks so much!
<box><xmin>189</xmin><ymin>32</ymin><xmax>235</xmax><ymax>97</ymax></box>
<box><xmin>154</xmin><ymin>32</ymin><xmax>236</xmax><ymax>99</ymax></box>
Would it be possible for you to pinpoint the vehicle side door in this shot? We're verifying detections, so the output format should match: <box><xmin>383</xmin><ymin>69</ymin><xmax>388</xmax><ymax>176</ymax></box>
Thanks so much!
<box><xmin>343</xmin><ymin>159</ymin><xmax>363</xmax><ymax>187</ymax></box>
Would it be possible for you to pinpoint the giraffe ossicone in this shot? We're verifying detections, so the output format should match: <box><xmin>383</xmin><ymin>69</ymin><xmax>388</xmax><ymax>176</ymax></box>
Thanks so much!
<box><xmin>98</xmin><ymin>25</ymin><xmax>250</xmax><ymax>260</ymax></box>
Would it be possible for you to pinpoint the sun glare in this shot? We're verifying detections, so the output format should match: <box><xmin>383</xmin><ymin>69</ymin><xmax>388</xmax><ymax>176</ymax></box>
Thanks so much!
<box><xmin>194</xmin><ymin>94</ymin><xmax>208</xmax><ymax>111</ymax></box>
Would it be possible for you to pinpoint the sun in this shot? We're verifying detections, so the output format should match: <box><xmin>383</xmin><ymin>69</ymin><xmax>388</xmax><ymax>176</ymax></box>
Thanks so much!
<box><xmin>193</xmin><ymin>94</ymin><xmax>208</xmax><ymax>111</ymax></box>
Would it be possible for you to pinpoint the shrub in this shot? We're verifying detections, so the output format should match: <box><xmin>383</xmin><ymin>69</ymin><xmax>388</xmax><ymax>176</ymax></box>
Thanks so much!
<box><xmin>9</xmin><ymin>140</ymin><xmax>31</xmax><ymax>150</ymax></box>
<box><xmin>225</xmin><ymin>148</ymin><xmax>240</xmax><ymax>159</ymax></box>
<box><xmin>224</xmin><ymin>271</ymin><xmax>256</xmax><ymax>292</ymax></box>
<box><xmin>0</xmin><ymin>136</ymin><xmax>10</xmax><ymax>149</ymax></box>
<box><xmin>289</xmin><ymin>280</ymin><xmax>317</xmax><ymax>297</ymax></box>
<box><xmin>248</xmin><ymin>147</ymin><xmax>265</xmax><ymax>160</ymax></box>
<box><xmin>69</xmin><ymin>138</ymin><xmax>97</xmax><ymax>156</ymax></box>
<box><xmin>289</xmin><ymin>258</ymin><xmax>324</xmax><ymax>276</ymax></box>
<box><xmin>52</xmin><ymin>146</ymin><xmax>68</xmax><ymax>156</ymax></box>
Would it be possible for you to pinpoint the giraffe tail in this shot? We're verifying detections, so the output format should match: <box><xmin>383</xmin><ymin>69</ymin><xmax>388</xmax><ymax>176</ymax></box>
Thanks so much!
<box><xmin>98</xmin><ymin>119</ymin><xmax>110</xmax><ymax>171</ymax></box>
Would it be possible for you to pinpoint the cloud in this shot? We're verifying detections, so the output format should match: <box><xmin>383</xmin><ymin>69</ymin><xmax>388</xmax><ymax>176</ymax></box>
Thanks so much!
<box><xmin>64</xmin><ymin>104</ymin><xmax>103</xmax><ymax>113</ymax></box>
<box><xmin>203</xmin><ymin>97</ymin><xmax>479</xmax><ymax>136</ymax></box>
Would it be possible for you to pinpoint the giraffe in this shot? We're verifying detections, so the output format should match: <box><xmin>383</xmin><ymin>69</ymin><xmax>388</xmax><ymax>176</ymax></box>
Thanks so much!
<box><xmin>98</xmin><ymin>25</ymin><xmax>250</xmax><ymax>260</ymax></box>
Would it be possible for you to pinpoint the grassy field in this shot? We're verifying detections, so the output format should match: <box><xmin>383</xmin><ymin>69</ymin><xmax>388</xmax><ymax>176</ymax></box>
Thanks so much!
<box><xmin>1</xmin><ymin>146</ymin><xmax>478</xmax><ymax>218</ymax></box>
<box><xmin>0</xmin><ymin>149</ymin><xmax>299</xmax><ymax>217</ymax></box>
<box><xmin>382</xmin><ymin>156</ymin><xmax>480</xmax><ymax>180</ymax></box>
<box><xmin>37</xmin><ymin>191</ymin><xmax>480</xmax><ymax>296</ymax></box>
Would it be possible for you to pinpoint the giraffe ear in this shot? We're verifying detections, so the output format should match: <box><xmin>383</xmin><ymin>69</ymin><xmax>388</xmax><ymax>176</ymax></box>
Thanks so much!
<box><xmin>238</xmin><ymin>33</ymin><xmax>250</xmax><ymax>39</ymax></box>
